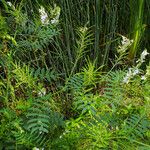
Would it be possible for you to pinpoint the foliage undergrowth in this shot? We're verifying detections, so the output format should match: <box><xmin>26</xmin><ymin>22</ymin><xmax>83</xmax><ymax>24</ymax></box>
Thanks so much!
<box><xmin>0</xmin><ymin>1</ymin><xmax>150</xmax><ymax>150</ymax></box>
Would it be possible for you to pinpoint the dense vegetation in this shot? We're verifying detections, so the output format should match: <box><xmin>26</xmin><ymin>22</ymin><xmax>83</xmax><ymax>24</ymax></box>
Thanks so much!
<box><xmin>0</xmin><ymin>0</ymin><xmax>150</xmax><ymax>149</ymax></box>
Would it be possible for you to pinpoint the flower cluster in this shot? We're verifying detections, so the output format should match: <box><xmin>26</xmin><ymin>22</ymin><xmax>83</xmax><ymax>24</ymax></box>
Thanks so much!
<box><xmin>117</xmin><ymin>35</ymin><xmax>133</xmax><ymax>54</ymax></box>
<box><xmin>39</xmin><ymin>6</ymin><xmax>49</xmax><ymax>25</ymax></box>
<box><xmin>50</xmin><ymin>6</ymin><xmax>60</xmax><ymax>25</ymax></box>
<box><xmin>136</xmin><ymin>49</ymin><xmax>149</xmax><ymax>64</ymax></box>
<box><xmin>123</xmin><ymin>49</ymin><xmax>149</xmax><ymax>83</ymax></box>
<box><xmin>7</xmin><ymin>1</ymin><xmax>15</xmax><ymax>9</ymax></box>
<box><xmin>123</xmin><ymin>68</ymin><xmax>139</xmax><ymax>83</ymax></box>
<box><xmin>39</xmin><ymin>5</ymin><xmax>60</xmax><ymax>25</ymax></box>
<box><xmin>7</xmin><ymin>1</ymin><xmax>12</xmax><ymax>6</ymax></box>
<box><xmin>121</xmin><ymin>35</ymin><xmax>133</xmax><ymax>46</ymax></box>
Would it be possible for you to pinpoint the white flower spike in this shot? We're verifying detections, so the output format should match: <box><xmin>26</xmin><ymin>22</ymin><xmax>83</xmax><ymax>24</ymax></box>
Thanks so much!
<box><xmin>140</xmin><ymin>49</ymin><xmax>149</xmax><ymax>63</ymax></box>
<box><xmin>7</xmin><ymin>1</ymin><xmax>12</xmax><ymax>6</ymax></box>
<box><xmin>123</xmin><ymin>68</ymin><xmax>140</xmax><ymax>84</ymax></box>
<box><xmin>7</xmin><ymin>1</ymin><xmax>15</xmax><ymax>9</ymax></box>
<box><xmin>50</xmin><ymin>5</ymin><xmax>61</xmax><ymax>25</ymax></box>
<box><xmin>141</xmin><ymin>75</ymin><xmax>146</xmax><ymax>80</ymax></box>
<box><xmin>132</xmin><ymin>68</ymin><xmax>139</xmax><ymax>76</ymax></box>
<box><xmin>39</xmin><ymin>6</ymin><xmax>49</xmax><ymax>25</ymax></box>
<box><xmin>123</xmin><ymin>68</ymin><xmax>132</xmax><ymax>83</ymax></box>
<box><xmin>117</xmin><ymin>35</ymin><xmax>133</xmax><ymax>53</ymax></box>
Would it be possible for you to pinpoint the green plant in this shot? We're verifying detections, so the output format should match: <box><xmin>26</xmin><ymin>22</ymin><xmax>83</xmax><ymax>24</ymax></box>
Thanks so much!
<box><xmin>82</xmin><ymin>58</ymin><xmax>102</xmax><ymax>87</ymax></box>
<box><xmin>66</xmin><ymin>73</ymin><xmax>84</xmax><ymax>93</ymax></box>
<box><xmin>129</xmin><ymin>0</ymin><xmax>145</xmax><ymax>60</ymax></box>
<box><xmin>0</xmin><ymin>0</ymin><xmax>150</xmax><ymax>149</ymax></box>
<box><xmin>103</xmin><ymin>70</ymin><xmax>125</xmax><ymax>106</ymax></box>
<box><xmin>30</xmin><ymin>67</ymin><xmax>59</xmax><ymax>83</ymax></box>
<box><xmin>0</xmin><ymin>94</ymin><xmax>65</xmax><ymax>149</ymax></box>
<box><xmin>69</xmin><ymin>26</ymin><xmax>93</xmax><ymax>77</ymax></box>
<box><xmin>121</xmin><ymin>114</ymin><xmax>149</xmax><ymax>139</ymax></box>
<box><xmin>73</xmin><ymin>93</ymin><xmax>99</xmax><ymax>116</ymax></box>
<box><xmin>25</xmin><ymin>94</ymin><xmax>65</xmax><ymax>147</ymax></box>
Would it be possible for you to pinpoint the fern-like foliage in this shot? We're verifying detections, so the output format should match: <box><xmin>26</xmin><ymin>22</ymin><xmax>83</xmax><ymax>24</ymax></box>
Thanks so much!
<box><xmin>17</xmin><ymin>24</ymin><xmax>58</xmax><ymax>52</ymax></box>
<box><xmin>30</xmin><ymin>67</ymin><xmax>58</xmax><ymax>83</ymax></box>
<box><xmin>70</xmin><ymin>26</ymin><xmax>93</xmax><ymax>76</ymax></box>
<box><xmin>82</xmin><ymin>58</ymin><xmax>101</xmax><ymax>87</ymax></box>
<box><xmin>13</xmin><ymin>131</ymin><xmax>35</xmax><ymax>148</ymax></box>
<box><xmin>26</xmin><ymin>94</ymin><xmax>64</xmax><ymax>143</ymax></box>
<box><xmin>17</xmin><ymin>94</ymin><xmax>65</xmax><ymax>147</ymax></box>
<box><xmin>73</xmin><ymin>93</ymin><xmax>99</xmax><ymax>116</ymax></box>
<box><xmin>79</xmin><ymin>118</ymin><xmax>111</xmax><ymax>149</ymax></box>
<box><xmin>12</xmin><ymin>63</ymin><xmax>36</xmax><ymax>89</ymax></box>
<box><xmin>66</xmin><ymin>73</ymin><xmax>84</xmax><ymax>93</ymax></box>
<box><xmin>1</xmin><ymin>3</ymin><xmax>58</xmax><ymax>65</ymax></box>
<box><xmin>121</xmin><ymin>114</ymin><xmax>150</xmax><ymax>139</ymax></box>
<box><xmin>66</xmin><ymin>72</ymin><xmax>101</xmax><ymax>116</ymax></box>
<box><xmin>103</xmin><ymin>71</ymin><xmax>125</xmax><ymax>105</ymax></box>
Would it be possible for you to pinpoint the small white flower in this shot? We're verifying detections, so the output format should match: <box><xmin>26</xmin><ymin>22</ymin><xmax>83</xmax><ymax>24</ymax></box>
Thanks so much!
<box><xmin>121</xmin><ymin>36</ymin><xmax>130</xmax><ymax>45</ymax></box>
<box><xmin>33</xmin><ymin>147</ymin><xmax>44</xmax><ymax>150</ymax></box>
<box><xmin>132</xmin><ymin>68</ymin><xmax>139</xmax><ymax>76</ymax></box>
<box><xmin>130</xmin><ymin>39</ymin><xmax>134</xmax><ymax>43</ymax></box>
<box><xmin>137</xmin><ymin>49</ymin><xmax>149</xmax><ymax>63</ymax></box>
<box><xmin>39</xmin><ymin>6</ymin><xmax>49</xmax><ymax>25</ymax></box>
<box><xmin>117</xmin><ymin>35</ymin><xmax>133</xmax><ymax>53</ymax></box>
<box><xmin>79</xmin><ymin>27</ymin><xmax>88</xmax><ymax>33</ymax></box>
<box><xmin>38</xmin><ymin>88</ymin><xmax>46</xmax><ymax>97</ymax></box>
<box><xmin>39</xmin><ymin>131</ymin><xmax>42</xmax><ymax>134</ymax></box>
<box><xmin>51</xmin><ymin>14</ymin><xmax>59</xmax><ymax>24</ymax></box>
<box><xmin>123</xmin><ymin>68</ymin><xmax>139</xmax><ymax>84</ymax></box>
<box><xmin>123</xmin><ymin>76</ymin><xmax>130</xmax><ymax>84</ymax></box>
<box><xmin>50</xmin><ymin>5</ymin><xmax>60</xmax><ymax>25</ymax></box>
<box><xmin>121</xmin><ymin>35</ymin><xmax>133</xmax><ymax>46</ymax></box>
<box><xmin>7</xmin><ymin>1</ymin><xmax>12</xmax><ymax>6</ymax></box>
<box><xmin>123</xmin><ymin>68</ymin><xmax>132</xmax><ymax>82</ymax></box>
<box><xmin>142</xmin><ymin>49</ymin><xmax>149</xmax><ymax>56</ymax></box>
<box><xmin>7</xmin><ymin>1</ymin><xmax>15</xmax><ymax>9</ymax></box>
<box><xmin>128</xmin><ymin>68</ymin><xmax>132</xmax><ymax>75</ymax></box>
<box><xmin>141</xmin><ymin>75</ymin><xmax>146</xmax><ymax>80</ymax></box>
<box><xmin>125</xmin><ymin>68</ymin><xmax>132</xmax><ymax>77</ymax></box>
